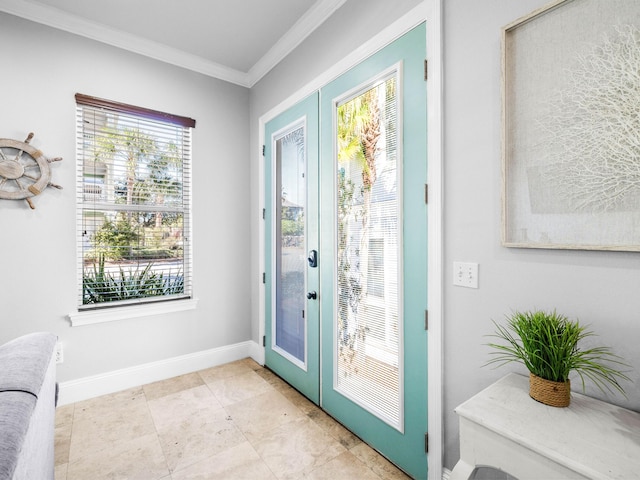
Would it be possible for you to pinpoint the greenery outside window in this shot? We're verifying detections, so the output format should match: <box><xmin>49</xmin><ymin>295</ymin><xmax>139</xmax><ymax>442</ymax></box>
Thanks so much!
<box><xmin>75</xmin><ymin>94</ymin><xmax>195</xmax><ymax>309</ymax></box>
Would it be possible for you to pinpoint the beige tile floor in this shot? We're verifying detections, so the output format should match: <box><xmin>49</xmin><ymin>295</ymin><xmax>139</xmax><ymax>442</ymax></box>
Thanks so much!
<box><xmin>54</xmin><ymin>358</ymin><xmax>411</xmax><ymax>480</ymax></box>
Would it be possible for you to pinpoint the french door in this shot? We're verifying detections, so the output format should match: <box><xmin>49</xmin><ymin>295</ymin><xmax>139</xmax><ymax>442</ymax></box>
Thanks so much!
<box><xmin>264</xmin><ymin>92</ymin><xmax>320</xmax><ymax>404</ymax></box>
<box><xmin>265</xmin><ymin>24</ymin><xmax>427</xmax><ymax>479</ymax></box>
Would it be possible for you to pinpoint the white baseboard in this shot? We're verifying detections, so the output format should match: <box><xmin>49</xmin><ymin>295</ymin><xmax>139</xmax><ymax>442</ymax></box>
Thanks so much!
<box><xmin>442</xmin><ymin>467</ymin><xmax>451</xmax><ymax>480</ymax></box>
<box><xmin>249</xmin><ymin>340</ymin><xmax>265</xmax><ymax>365</ymax></box>
<box><xmin>57</xmin><ymin>340</ymin><xmax>262</xmax><ymax>405</ymax></box>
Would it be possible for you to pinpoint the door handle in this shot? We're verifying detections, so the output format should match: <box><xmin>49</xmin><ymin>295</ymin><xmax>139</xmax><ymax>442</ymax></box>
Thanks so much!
<box><xmin>308</xmin><ymin>250</ymin><xmax>318</xmax><ymax>268</ymax></box>
<box><xmin>306</xmin><ymin>291</ymin><xmax>317</xmax><ymax>300</ymax></box>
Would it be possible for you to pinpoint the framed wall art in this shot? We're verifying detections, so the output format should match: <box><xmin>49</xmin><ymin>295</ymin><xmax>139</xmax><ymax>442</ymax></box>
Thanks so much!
<box><xmin>502</xmin><ymin>0</ymin><xmax>640</xmax><ymax>251</ymax></box>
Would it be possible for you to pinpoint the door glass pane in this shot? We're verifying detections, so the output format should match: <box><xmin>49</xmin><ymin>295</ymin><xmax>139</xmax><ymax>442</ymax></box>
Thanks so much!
<box><xmin>335</xmin><ymin>75</ymin><xmax>402</xmax><ymax>429</ymax></box>
<box><xmin>275</xmin><ymin>125</ymin><xmax>306</xmax><ymax>364</ymax></box>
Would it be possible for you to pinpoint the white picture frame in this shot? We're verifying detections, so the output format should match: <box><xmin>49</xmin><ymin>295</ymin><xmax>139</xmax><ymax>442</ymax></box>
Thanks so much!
<box><xmin>502</xmin><ymin>0</ymin><xmax>640</xmax><ymax>251</ymax></box>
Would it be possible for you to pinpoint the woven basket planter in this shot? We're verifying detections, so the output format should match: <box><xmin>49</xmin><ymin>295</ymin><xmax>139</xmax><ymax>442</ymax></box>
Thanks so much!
<box><xmin>529</xmin><ymin>373</ymin><xmax>571</xmax><ymax>407</ymax></box>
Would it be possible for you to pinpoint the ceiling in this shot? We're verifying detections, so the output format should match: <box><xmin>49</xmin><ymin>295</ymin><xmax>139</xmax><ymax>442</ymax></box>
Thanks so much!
<box><xmin>0</xmin><ymin>0</ymin><xmax>347</xmax><ymax>87</ymax></box>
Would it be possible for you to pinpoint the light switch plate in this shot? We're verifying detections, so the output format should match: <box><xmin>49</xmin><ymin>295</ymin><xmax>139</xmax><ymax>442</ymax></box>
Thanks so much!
<box><xmin>453</xmin><ymin>261</ymin><xmax>478</xmax><ymax>288</ymax></box>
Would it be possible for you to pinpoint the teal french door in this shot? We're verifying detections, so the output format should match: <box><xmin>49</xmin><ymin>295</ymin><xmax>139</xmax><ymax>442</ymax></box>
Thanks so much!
<box><xmin>265</xmin><ymin>23</ymin><xmax>427</xmax><ymax>479</ymax></box>
<box><xmin>265</xmin><ymin>92</ymin><xmax>320</xmax><ymax>404</ymax></box>
<box><xmin>319</xmin><ymin>23</ymin><xmax>427</xmax><ymax>478</ymax></box>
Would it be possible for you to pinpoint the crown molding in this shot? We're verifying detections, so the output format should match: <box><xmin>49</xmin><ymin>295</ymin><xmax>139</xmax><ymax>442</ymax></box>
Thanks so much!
<box><xmin>247</xmin><ymin>0</ymin><xmax>347</xmax><ymax>87</ymax></box>
<box><xmin>0</xmin><ymin>0</ymin><xmax>345</xmax><ymax>88</ymax></box>
<box><xmin>0</xmin><ymin>0</ymin><xmax>250</xmax><ymax>86</ymax></box>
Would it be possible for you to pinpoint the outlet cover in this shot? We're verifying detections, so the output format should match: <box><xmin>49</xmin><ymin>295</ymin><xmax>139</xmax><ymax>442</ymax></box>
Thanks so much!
<box><xmin>453</xmin><ymin>261</ymin><xmax>479</xmax><ymax>288</ymax></box>
<box><xmin>55</xmin><ymin>341</ymin><xmax>64</xmax><ymax>364</ymax></box>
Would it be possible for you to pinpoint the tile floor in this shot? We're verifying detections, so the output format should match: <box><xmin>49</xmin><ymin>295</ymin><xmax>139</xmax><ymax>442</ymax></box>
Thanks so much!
<box><xmin>54</xmin><ymin>358</ymin><xmax>411</xmax><ymax>480</ymax></box>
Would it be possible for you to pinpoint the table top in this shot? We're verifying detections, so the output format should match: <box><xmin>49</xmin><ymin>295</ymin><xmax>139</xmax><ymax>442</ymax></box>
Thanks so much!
<box><xmin>455</xmin><ymin>373</ymin><xmax>640</xmax><ymax>479</ymax></box>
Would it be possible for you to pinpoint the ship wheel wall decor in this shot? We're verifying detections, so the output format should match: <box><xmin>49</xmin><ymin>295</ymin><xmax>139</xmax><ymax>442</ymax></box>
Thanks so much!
<box><xmin>0</xmin><ymin>132</ymin><xmax>62</xmax><ymax>209</ymax></box>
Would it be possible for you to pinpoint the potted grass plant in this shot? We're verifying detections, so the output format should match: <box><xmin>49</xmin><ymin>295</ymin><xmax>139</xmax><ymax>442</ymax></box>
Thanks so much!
<box><xmin>486</xmin><ymin>310</ymin><xmax>630</xmax><ymax>407</ymax></box>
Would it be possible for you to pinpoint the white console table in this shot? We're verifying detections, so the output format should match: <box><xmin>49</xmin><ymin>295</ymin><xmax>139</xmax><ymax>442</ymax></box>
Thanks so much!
<box><xmin>450</xmin><ymin>373</ymin><xmax>640</xmax><ymax>480</ymax></box>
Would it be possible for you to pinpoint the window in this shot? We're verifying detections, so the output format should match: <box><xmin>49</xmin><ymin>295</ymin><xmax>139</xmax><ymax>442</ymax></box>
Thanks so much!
<box><xmin>75</xmin><ymin>94</ymin><xmax>195</xmax><ymax>310</ymax></box>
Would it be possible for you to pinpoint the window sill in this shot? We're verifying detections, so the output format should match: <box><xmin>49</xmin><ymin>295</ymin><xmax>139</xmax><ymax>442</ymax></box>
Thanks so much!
<box><xmin>68</xmin><ymin>298</ymin><xmax>198</xmax><ymax>327</ymax></box>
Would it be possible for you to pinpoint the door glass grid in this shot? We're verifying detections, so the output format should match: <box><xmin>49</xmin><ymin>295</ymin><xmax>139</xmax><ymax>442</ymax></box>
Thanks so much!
<box><xmin>335</xmin><ymin>74</ymin><xmax>402</xmax><ymax>429</ymax></box>
<box><xmin>274</xmin><ymin>124</ymin><xmax>307</xmax><ymax>365</ymax></box>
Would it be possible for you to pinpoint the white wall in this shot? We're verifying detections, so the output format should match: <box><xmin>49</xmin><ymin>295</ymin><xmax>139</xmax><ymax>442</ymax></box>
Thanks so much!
<box><xmin>443</xmin><ymin>0</ymin><xmax>640</xmax><ymax>469</ymax></box>
<box><xmin>0</xmin><ymin>14</ymin><xmax>252</xmax><ymax>384</ymax></box>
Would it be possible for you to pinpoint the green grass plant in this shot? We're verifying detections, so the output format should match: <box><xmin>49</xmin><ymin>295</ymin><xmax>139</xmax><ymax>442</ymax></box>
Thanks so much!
<box><xmin>487</xmin><ymin>310</ymin><xmax>630</xmax><ymax>397</ymax></box>
<box><xmin>83</xmin><ymin>254</ymin><xmax>184</xmax><ymax>304</ymax></box>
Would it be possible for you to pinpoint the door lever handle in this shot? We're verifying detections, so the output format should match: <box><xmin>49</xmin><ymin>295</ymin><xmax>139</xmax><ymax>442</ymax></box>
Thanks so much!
<box><xmin>308</xmin><ymin>250</ymin><xmax>318</xmax><ymax>268</ymax></box>
<box><xmin>306</xmin><ymin>291</ymin><xmax>317</xmax><ymax>300</ymax></box>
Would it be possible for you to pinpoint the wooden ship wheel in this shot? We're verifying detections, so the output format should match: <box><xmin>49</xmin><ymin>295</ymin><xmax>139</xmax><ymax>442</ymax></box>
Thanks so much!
<box><xmin>0</xmin><ymin>133</ymin><xmax>62</xmax><ymax>209</ymax></box>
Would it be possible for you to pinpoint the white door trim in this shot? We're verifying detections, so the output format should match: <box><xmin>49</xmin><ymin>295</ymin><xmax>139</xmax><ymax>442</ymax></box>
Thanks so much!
<box><xmin>257</xmin><ymin>2</ymin><xmax>443</xmax><ymax>478</ymax></box>
<box><xmin>425</xmin><ymin>1</ymin><xmax>444</xmax><ymax>478</ymax></box>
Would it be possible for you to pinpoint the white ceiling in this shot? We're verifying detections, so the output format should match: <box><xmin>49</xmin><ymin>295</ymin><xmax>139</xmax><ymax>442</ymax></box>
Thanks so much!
<box><xmin>0</xmin><ymin>0</ymin><xmax>347</xmax><ymax>87</ymax></box>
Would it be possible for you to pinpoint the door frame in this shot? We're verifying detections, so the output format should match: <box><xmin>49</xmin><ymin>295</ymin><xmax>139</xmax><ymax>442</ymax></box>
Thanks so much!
<box><xmin>257</xmin><ymin>2</ymin><xmax>443</xmax><ymax>478</ymax></box>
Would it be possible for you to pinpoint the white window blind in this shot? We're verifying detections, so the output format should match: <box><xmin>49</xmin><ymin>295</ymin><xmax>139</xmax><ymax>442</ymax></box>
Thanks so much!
<box><xmin>75</xmin><ymin>94</ymin><xmax>195</xmax><ymax>309</ymax></box>
<box><xmin>335</xmin><ymin>74</ymin><xmax>403</xmax><ymax>430</ymax></box>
